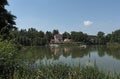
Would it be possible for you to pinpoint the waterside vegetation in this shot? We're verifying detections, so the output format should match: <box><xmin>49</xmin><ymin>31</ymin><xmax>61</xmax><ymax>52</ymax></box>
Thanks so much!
<box><xmin>12</xmin><ymin>28</ymin><xmax>120</xmax><ymax>46</ymax></box>
<box><xmin>3</xmin><ymin>63</ymin><xmax>120</xmax><ymax>79</ymax></box>
<box><xmin>0</xmin><ymin>0</ymin><xmax>120</xmax><ymax>79</ymax></box>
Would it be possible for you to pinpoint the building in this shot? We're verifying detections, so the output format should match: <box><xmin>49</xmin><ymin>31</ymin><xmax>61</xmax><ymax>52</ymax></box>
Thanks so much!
<box><xmin>50</xmin><ymin>34</ymin><xmax>63</xmax><ymax>43</ymax></box>
<box><xmin>64</xmin><ymin>38</ymin><xmax>71</xmax><ymax>43</ymax></box>
<box><xmin>54</xmin><ymin>34</ymin><xmax>63</xmax><ymax>43</ymax></box>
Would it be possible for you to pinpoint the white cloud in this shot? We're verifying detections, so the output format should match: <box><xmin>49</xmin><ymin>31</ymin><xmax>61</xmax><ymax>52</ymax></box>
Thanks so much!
<box><xmin>84</xmin><ymin>20</ymin><xmax>93</xmax><ymax>26</ymax></box>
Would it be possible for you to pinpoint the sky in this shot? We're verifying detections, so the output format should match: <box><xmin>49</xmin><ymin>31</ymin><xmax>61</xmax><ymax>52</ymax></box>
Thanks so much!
<box><xmin>7</xmin><ymin>0</ymin><xmax>120</xmax><ymax>35</ymax></box>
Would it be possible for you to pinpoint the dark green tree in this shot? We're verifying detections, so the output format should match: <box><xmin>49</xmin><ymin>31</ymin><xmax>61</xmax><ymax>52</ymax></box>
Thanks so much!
<box><xmin>39</xmin><ymin>31</ymin><xmax>45</xmax><ymax>38</ymax></box>
<box><xmin>46</xmin><ymin>31</ymin><xmax>52</xmax><ymax>43</ymax></box>
<box><xmin>112</xmin><ymin>29</ymin><xmax>120</xmax><ymax>43</ymax></box>
<box><xmin>62</xmin><ymin>32</ymin><xmax>71</xmax><ymax>40</ymax></box>
<box><xmin>0</xmin><ymin>0</ymin><xmax>16</xmax><ymax>40</ymax></box>
<box><xmin>53</xmin><ymin>29</ymin><xmax>59</xmax><ymax>35</ymax></box>
<box><xmin>71</xmin><ymin>31</ymin><xmax>85</xmax><ymax>42</ymax></box>
<box><xmin>97</xmin><ymin>31</ymin><xmax>105</xmax><ymax>45</ymax></box>
<box><xmin>106</xmin><ymin>34</ymin><xmax>112</xmax><ymax>43</ymax></box>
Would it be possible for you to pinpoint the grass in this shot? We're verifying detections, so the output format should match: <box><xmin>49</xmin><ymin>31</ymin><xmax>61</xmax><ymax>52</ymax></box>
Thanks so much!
<box><xmin>11</xmin><ymin>63</ymin><xmax>120</xmax><ymax>79</ymax></box>
<box><xmin>107</xmin><ymin>42</ymin><xmax>120</xmax><ymax>48</ymax></box>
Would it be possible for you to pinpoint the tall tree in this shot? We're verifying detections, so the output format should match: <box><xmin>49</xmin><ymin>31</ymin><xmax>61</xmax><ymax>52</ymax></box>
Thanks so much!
<box><xmin>46</xmin><ymin>31</ymin><xmax>52</xmax><ymax>43</ymax></box>
<box><xmin>112</xmin><ymin>29</ymin><xmax>120</xmax><ymax>43</ymax></box>
<box><xmin>62</xmin><ymin>32</ymin><xmax>71</xmax><ymax>40</ymax></box>
<box><xmin>0</xmin><ymin>0</ymin><xmax>16</xmax><ymax>40</ymax></box>
<box><xmin>53</xmin><ymin>29</ymin><xmax>59</xmax><ymax>35</ymax></box>
<box><xmin>97</xmin><ymin>31</ymin><xmax>105</xmax><ymax>44</ymax></box>
<box><xmin>106</xmin><ymin>34</ymin><xmax>112</xmax><ymax>43</ymax></box>
<box><xmin>71</xmin><ymin>31</ymin><xmax>85</xmax><ymax>42</ymax></box>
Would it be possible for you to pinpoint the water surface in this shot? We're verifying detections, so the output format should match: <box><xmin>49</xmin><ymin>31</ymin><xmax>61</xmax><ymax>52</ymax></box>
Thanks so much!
<box><xmin>19</xmin><ymin>46</ymin><xmax>120</xmax><ymax>73</ymax></box>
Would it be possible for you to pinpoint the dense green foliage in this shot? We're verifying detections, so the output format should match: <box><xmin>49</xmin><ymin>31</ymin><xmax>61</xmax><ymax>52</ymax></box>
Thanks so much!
<box><xmin>108</xmin><ymin>29</ymin><xmax>120</xmax><ymax>43</ymax></box>
<box><xmin>62</xmin><ymin>31</ymin><xmax>71</xmax><ymax>39</ymax></box>
<box><xmin>11</xmin><ymin>63</ymin><xmax>120</xmax><ymax>79</ymax></box>
<box><xmin>53</xmin><ymin>29</ymin><xmax>59</xmax><ymax>35</ymax></box>
<box><xmin>0</xmin><ymin>40</ymin><xmax>19</xmax><ymax>79</ymax></box>
<box><xmin>97</xmin><ymin>31</ymin><xmax>106</xmax><ymax>45</ymax></box>
<box><xmin>0</xmin><ymin>40</ymin><xmax>17</xmax><ymax>59</ymax></box>
<box><xmin>12</xmin><ymin>28</ymin><xmax>49</xmax><ymax>46</ymax></box>
<box><xmin>10</xmin><ymin>28</ymin><xmax>120</xmax><ymax>46</ymax></box>
<box><xmin>0</xmin><ymin>0</ymin><xmax>16</xmax><ymax>40</ymax></box>
<box><xmin>0</xmin><ymin>0</ymin><xmax>18</xmax><ymax>78</ymax></box>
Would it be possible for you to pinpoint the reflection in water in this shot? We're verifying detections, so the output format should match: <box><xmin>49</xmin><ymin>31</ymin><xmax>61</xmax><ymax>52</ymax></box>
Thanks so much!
<box><xmin>19</xmin><ymin>46</ymin><xmax>120</xmax><ymax>73</ymax></box>
<box><xmin>50</xmin><ymin>46</ymin><xmax>71</xmax><ymax>59</ymax></box>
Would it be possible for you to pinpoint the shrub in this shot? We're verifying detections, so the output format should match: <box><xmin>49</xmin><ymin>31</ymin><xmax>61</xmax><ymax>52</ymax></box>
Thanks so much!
<box><xmin>0</xmin><ymin>40</ymin><xmax>18</xmax><ymax>79</ymax></box>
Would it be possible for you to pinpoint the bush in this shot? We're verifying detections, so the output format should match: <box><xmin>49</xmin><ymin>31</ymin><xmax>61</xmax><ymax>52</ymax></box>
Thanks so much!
<box><xmin>13</xmin><ymin>63</ymin><xmax>120</xmax><ymax>79</ymax></box>
<box><xmin>0</xmin><ymin>40</ymin><xmax>17</xmax><ymax>60</ymax></box>
<box><xmin>0</xmin><ymin>40</ymin><xmax>18</xmax><ymax>79</ymax></box>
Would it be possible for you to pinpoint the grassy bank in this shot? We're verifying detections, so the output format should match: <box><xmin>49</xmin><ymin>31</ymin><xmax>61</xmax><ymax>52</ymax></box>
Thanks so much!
<box><xmin>107</xmin><ymin>42</ymin><xmax>120</xmax><ymax>48</ymax></box>
<box><xmin>12</xmin><ymin>63</ymin><xmax>120</xmax><ymax>79</ymax></box>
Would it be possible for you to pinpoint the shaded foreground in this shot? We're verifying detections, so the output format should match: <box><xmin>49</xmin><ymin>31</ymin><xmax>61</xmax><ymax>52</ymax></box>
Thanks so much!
<box><xmin>10</xmin><ymin>63</ymin><xmax>120</xmax><ymax>79</ymax></box>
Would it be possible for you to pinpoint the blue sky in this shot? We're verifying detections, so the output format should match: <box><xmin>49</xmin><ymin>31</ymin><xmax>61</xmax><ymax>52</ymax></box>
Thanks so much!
<box><xmin>7</xmin><ymin>0</ymin><xmax>120</xmax><ymax>35</ymax></box>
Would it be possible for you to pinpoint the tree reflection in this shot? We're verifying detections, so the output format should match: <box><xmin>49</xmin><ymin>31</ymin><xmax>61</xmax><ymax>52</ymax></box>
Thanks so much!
<box><xmin>106</xmin><ymin>47</ymin><xmax>120</xmax><ymax>60</ymax></box>
<box><xmin>97</xmin><ymin>45</ymin><xmax>106</xmax><ymax>57</ymax></box>
<box><xmin>19</xmin><ymin>46</ymin><xmax>120</xmax><ymax>66</ymax></box>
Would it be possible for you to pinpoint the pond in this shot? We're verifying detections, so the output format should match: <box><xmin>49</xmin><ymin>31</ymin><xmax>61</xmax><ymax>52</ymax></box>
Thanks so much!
<box><xmin>19</xmin><ymin>45</ymin><xmax>120</xmax><ymax>73</ymax></box>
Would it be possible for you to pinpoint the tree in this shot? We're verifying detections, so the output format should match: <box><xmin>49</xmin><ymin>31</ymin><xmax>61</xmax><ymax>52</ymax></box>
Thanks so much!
<box><xmin>0</xmin><ymin>40</ymin><xmax>18</xmax><ymax>78</ymax></box>
<box><xmin>62</xmin><ymin>32</ymin><xmax>71</xmax><ymax>40</ymax></box>
<box><xmin>71</xmin><ymin>31</ymin><xmax>85</xmax><ymax>42</ymax></box>
<box><xmin>39</xmin><ymin>31</ymin><xmax>45</xmax><ymax>38</ymax></box>
<box><xmin>97</xmin><ymin>31</ymin><xmax>105</xmax><ymax>44</ymax></box>
<box><xmin>53</xmin><ymin>29</ymin><xmax>59</xmax><ymax>35</ymax></box>
<box><xmin>106</xmin><ymin>34</ymin><xmax>112</xmax><ymax>43</ymax></box>
<box><xmin>0</xmin><ymin>1</ymin><xmax>18</xmax><ymax>78</ymax></box>
<box><xmin>0</xmin><ymin>0</ymin><xmax>16</xmax><ymax>40</ymax></box>
<box><xmin>46</xmin><ymin>31</ymin><xmax>52</xmax><ymax>43</ymax></box>
<box><xmin>111</xmin><ymin>29</ymin><xmax>120</xmax><ymax>43</ymax></box>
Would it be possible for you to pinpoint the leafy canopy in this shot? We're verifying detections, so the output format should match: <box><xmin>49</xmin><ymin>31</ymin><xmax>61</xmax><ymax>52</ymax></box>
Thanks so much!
<box><xmin>0</xmin><ymin>0</ymin><xmax>16</xmax><ymax>40</ymax></box>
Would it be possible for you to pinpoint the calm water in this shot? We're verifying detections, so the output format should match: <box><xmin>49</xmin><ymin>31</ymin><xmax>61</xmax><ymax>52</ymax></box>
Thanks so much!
<box><xmin>19</xmin><ymin>46</ymin><xmax>120</xmax><ymax>73</ymax></box>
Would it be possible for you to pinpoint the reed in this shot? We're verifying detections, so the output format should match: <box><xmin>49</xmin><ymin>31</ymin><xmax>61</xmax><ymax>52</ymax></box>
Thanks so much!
<box><xmin>12</xmin><ymin>63</ymin><xmax>120</xmax><ymax>79</ymax></box>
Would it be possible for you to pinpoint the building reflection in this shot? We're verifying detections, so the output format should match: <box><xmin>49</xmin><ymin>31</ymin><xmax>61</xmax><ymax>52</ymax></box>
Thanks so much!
<box><xmin>19</xmin><ymin>46</ymin><xmax>120</xmax><ymax>65</ymax></box>
<box><xmin>50</xmin><ymin>46</ymin><xmax>71</xmax><ymax>59</ymax></box>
